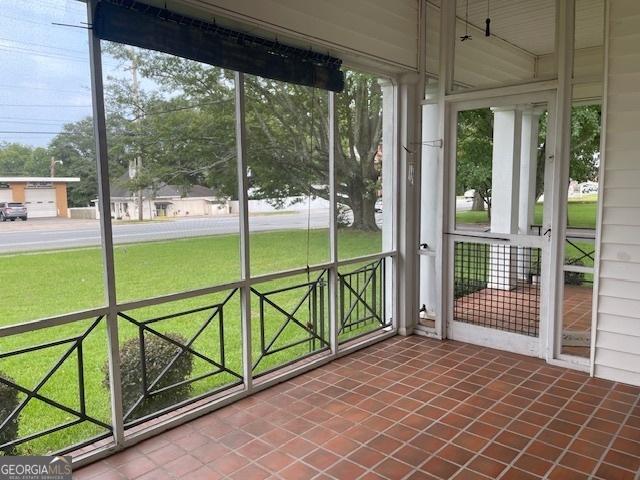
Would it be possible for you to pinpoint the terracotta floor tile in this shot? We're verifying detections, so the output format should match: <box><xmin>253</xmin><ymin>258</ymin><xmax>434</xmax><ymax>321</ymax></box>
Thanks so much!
<box><xmin>558</xmin><ymin>451</ymin><xmax>598</xmax><ymax>475</ymax></box>
<box><xmin>421</xmin><ymin>456</ymin><xmax>461</xmax><ymax>479</ymax></box>
<box><xmin>481</xmin><ymin>442</ymin><xmax>519</xmax><ymax>464</ymax></box>
<box><xmin>514</xmin><ymin>453</ymin><xmax>553</xmax><ymax>476</ymax></box>
<box><xmin>595</xmin><ymin>463</ymin><xmax>637</xmax><ymax>480</ymax></box>
<box><xmin>163</xmin><ymin>454</ymin><xmax>203</xmax><ymax>477</ymax></box>
<box><xmin>279</xmin><ymin>461</ymin><xmax>319</xmax><ymax>480</ymax></box>
<box><xmin>73</xmin><ymin>336</ymin><xmax>638</xmax><ymax>480</ymax></box>
<box><xmin>326</xmin><ymin>459</ymin><xmax>366</xmax><ymax>479</ymax></box>
<box><xmin>368</xmin><ymin>434</ymin><xmax>403</xmax><ymax>454</ymax></box>
<box><xmin>229</xmin><ymin>464</ymin><xmax>270</xmax><ymax>480</ymax></box>
<box><xmin>547</xmin><ymin>465</ymin><xmax>590</xmax><ymax>480</ymax></box>
<box><xmin>303</xmin><ymin>448</ymin><xmax>340</xmax><ymax>471</ymax></box>
<box><xmin>375</xmin><ymin>458</ymin><xmax>414</xmax><ymax>480</ymax></box>
<box><xmin>256</xmin><ymin>450</ymin><xmax>294</xmax><ymax>472</ymax></box>
<box><xmin>348</xmin><ymin>446</ymin><xmax>386</xmax><ymax>469</ymax></box>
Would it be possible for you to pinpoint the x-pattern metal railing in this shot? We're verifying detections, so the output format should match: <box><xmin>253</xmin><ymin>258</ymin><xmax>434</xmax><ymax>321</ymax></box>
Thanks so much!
<box><xmin>252</xmin><ymin>270</ymin><xmax>329</xmax><ymax>374</ymax></box>
<box><xmin>0</xmin><ymin>316</ymin><xmax>111</xmax><ymax>454</ymax></box>
<box><xmin>338</xmin><ymin>259</ymin><xmax>387</xmax><ymax>337</ymax></box>
<box><xmin>565</xmin><ymin>238</ymin><xmax>595</xmax><ymax>266</ymax></box>
<box><xmin>118</xmin><ymin>289</ymin><xmax>243</xmax><ymax>425</ymax></box>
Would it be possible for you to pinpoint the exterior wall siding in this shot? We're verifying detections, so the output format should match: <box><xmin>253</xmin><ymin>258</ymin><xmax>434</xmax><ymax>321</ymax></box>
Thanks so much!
<box><xmin>594</xmin><ymin>0</ymin><xmax>640</xmax><ymax>386</ymax></box>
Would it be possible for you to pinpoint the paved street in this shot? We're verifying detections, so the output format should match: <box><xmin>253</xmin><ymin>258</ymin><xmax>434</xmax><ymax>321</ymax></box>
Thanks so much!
<box><xmin>0</xmin><ymin>210</ymin><xmax>334</xmax><ymax>253</ymax></box>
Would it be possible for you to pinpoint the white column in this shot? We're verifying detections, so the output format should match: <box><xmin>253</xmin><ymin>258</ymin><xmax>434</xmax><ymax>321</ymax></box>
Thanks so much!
<box><xmin>379</xmin><ymin>79</ymin><xmax>395</xmax><ymax>326</ymax></box>
<box><xmin>488</xmin><ymin>106</ymin><xmax>522</xmax><ymax>290</ymax></box>
<box><xmin>517</xmin><ymin>107</ymin><xmax>542</xmax><ymax>280</ymax></box>
<box><xmin>518</xmin><ymin>108</ymin><xmax>542</xmax><ymax>236</ymax></box>
<box><xmin>419</xmin><ymin>99</ymin><xmax>439</xmax><ymax>319</ymax></box>
<box><xmin>397</xmin><ymin>73</ymin><xmax>422</xmax><ymax>335</ymax></box>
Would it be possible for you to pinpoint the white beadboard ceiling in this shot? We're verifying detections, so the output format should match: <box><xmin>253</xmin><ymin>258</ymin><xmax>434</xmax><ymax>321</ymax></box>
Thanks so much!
<box><xmin>432</xmin><ymin>0</ymin><xmax>604</xmax><ymax>56</ymax></box>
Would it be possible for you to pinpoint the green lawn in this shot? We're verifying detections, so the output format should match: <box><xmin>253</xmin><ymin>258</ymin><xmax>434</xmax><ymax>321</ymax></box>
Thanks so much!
<box><xmin>456</xmin><ymin>200</ymin><xmax>598</xmax><ymax>229</ymax></box>
<box><xmin>0</xmin><ymin>228</ymin><xmax>382</xmax><ymax>455</ymax></box>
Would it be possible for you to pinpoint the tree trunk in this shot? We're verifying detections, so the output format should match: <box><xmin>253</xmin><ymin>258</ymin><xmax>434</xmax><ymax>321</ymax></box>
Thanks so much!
<box><xmin>471</xmin><ymin>191</ymin><xmax>485</xmax><ymax>211</ymax></box>
<box><xmin>350</xmin><ymin>194</ymin><xmax>379</xmax><ymax>231</ymax></box>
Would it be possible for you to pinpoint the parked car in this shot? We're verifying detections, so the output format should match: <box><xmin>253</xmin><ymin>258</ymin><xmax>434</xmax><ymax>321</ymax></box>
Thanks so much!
<box><xmin>0</xmin><ymin>202</ymin><xmax>28</xmax><ymax>221</ymax></box>
<box><xmin>375</xmin><ymin>198</ymin><xmax>383</xmax><ymax>213</ymax></box>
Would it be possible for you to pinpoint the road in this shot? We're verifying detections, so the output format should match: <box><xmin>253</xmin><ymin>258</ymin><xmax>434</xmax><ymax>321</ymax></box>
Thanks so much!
<box><xmin>0</xmin><ymin>210</ymin><xmax>337</xmax><ymax>253</ymax></box>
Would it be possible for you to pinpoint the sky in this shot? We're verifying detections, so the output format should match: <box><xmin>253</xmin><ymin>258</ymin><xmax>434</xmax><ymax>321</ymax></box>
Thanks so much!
<box><xmin>0</xmin><ymin>0</ymin><xmax>117</xmax><ymax>148</ymax></box>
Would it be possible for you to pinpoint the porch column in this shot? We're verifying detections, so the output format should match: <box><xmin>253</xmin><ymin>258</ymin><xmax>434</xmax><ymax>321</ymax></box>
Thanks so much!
<box><xmin>419</xmin><ymin>96</ymin><xmax>439</xmax><ymax>319</ymax></box>
<box><xmin>517</xmin><ymin>107</ymin><xmax>542</xmax><ymax>279</ymax></box>
<box><xmin>397</xmin><ymin>72</ymin><xmax>422</xmax><ymax>335</ymax></box>
<box><xmin>379</xmin><ymin>79</ymin><xmax>395</xmax><ymax>326</ymax></box>
<box><xmin>488</xmin><ymin>106</ymin><xmax>522</xmax><ymax>290</ymax></box>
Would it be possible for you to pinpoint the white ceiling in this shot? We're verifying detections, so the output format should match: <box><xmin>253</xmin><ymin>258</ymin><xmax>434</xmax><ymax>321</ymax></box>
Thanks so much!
<box><xmin>432</xmin><ymin>0</ymin><xmax>604</xmax><ymax>56</ymax></box>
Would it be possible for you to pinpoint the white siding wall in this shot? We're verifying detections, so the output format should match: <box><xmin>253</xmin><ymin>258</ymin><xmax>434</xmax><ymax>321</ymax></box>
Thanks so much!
<box><xmin>170</xmin><ymin>0</ymin><xmax>419</xmax><ymax>70</ymax></box>
<box><xmin>594</xmin><ymin>0</ymin><xmax>640</xmax><ymax>386</ymax></box>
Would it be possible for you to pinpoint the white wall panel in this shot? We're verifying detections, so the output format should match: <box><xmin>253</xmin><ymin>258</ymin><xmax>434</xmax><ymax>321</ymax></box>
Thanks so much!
<box><xmin>169</xmin><ymin>0</ymin><xmax>420</xmax><ymax>71</ymax></box>
<box><xmin>596</xmin><ymin>0</ymin><xmax>640</xmax><ymax>391</ymax></box>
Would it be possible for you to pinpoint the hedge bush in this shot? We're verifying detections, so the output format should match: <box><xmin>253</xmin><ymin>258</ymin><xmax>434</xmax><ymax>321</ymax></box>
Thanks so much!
<box><xmin>104</xmin><ymin>333</ymin><xmax>193</xmax><ymax>421</ymax></box>
<box><xmin>0</xmin><ymin>372</ymin><xmax>20</xmax><ymax>455</ymax></box>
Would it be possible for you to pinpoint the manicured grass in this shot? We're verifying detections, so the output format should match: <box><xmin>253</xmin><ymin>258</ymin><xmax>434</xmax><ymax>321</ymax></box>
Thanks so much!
<box><xmin>456</xmin><ymin>200</ymin><xmax>598</xmax><ymax>229</ymax></box>
<box><xmin>0</xmin><ymin>228</ymin><xmax>382</xmax><ymax>454</ymax></box>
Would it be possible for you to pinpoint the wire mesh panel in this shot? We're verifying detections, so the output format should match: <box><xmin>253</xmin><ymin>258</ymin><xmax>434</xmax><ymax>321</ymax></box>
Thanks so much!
<box><xmin>453</xmin><ymin>241</ymin><xmax>541</xmax><ymax>337</ymax></box>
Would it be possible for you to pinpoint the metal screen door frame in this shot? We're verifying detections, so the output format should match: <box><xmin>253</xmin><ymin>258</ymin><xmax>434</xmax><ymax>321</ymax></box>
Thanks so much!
<box><xmin>444</xmin><ymin>91</ymin><xmax>556</xmax><ymax>358</ymax></box>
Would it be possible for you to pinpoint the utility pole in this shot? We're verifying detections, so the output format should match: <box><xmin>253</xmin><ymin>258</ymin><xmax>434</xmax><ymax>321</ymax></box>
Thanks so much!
<box><xmin>50</xmin><ymin>157</ymin><xmax>63</xmax><ymax>177</ymax></box>
<box><xmin>130</xmin><ymin>48</ymin><xmax>145</xmax><ymax>221</ymax></box>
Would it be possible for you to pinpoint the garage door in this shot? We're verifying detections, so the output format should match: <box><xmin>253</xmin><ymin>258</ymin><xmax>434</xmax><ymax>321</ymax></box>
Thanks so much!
<box><xmin>25</xmin><ymin>188</ymin><xmax>57</xmax><ymax>218</ymax></box>
<box><xmin>0</xmin><ymin>189</ymin><xmax>11</xmax><ymax>203</ymax></box>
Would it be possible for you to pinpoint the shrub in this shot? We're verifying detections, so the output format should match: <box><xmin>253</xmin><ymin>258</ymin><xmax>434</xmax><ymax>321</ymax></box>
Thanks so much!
<box><xmin>565</xmin><ymin>259</ymin><xmax>585</xmax><ymax>285</ymax></box>
<box><xmin>103</xmin><ymin>333</ymin><xmax>193</xmax><ymax>422</ymax></box>
<box><xmin>0</xmin><ymin>372</ymin><xmax>20</xmax><ymax>455</ymax></box>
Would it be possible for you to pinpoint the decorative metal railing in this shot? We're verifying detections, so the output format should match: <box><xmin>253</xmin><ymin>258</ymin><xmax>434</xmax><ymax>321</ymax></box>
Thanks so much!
<box><xmin>0</xmin><ymin>316</ymin><xmax>112</xmax><ymax>455</ymax></box>
<box><xmin>118</xmin><ymin>289</ymin><xmax>243</xmax><ymax>427</ymax></box>
<box><xmin>338</xmin><ymin>258</ymin><xmax>388</xmax><ymax>341</ymax></box>
<box><xmin>252</xmin><ymin>271</ymin><xmax>330</xmax><ymax>376</ymax></box>
<box><xmin>0</xmin><ymin>256</ymin><xmax>395</xmax><ymax>457</ymax></box>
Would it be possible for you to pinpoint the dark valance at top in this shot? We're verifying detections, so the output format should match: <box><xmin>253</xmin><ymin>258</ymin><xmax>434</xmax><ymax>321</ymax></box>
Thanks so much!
<box><xmin>93</xmin><ymin>0</ymin><xmax>345</xmax><ymax>92</ymax></box>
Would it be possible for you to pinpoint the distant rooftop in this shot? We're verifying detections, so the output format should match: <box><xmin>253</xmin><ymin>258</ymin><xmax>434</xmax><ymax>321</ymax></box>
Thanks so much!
<box><xmin>0</xmin><ymin>176</ymin><xmax>80</xmax><ymax>183</ymax></box>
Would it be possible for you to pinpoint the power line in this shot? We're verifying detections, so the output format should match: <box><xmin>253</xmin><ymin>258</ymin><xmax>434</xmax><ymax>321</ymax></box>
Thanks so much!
<box><xmin>0</xmin><ymin>84</ymin><xmax>90</xmax><ymax>94</ymax></box>
<box><xmin>0</xmin><ymin>104</ymin><xmax>92</xmax><ymax>108</ymax></box>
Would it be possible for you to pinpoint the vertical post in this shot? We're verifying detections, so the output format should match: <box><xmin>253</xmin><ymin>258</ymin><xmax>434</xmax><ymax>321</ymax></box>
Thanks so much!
<box><xmin>545</xmin><ymin>0</ymin><xmax>575</xmax><ymax>360</ymax></box>
<box><xmin>396</xmin><ymin>72</ymin><xmax>422</xmax><ymax>336</ymax></box>
<box><xmin>419</xmin><ymin>96</ymin><xmax>440</xmax><ymax>321</ymax></box>
<box><xmin>328</xmin><ymin>91</ymin><xmax>339</xmax><ymax>354</ymax></box>
<box><xmin>235</xmin><ymin>72</ymin><xmax>253</xmax><ymax>390</ymax></box>
<box><xmin>518</xmin><ymin>107</ymin><xmax>542</xmax><ymax>280</ymax></box>
<box><xmin>436</xmin><ymin>0</ymin><xmax>457</xmax><ymax>339</ymax></box>
<box><xmin>488</xmin><ymin>106</ymin><xmax>522</xmax><ymax>291</ymax></box>
<box><xmin>379</xmin><ymin>79</ymin><xmax>395</xmax><ymax>328</ymax></box>
<box><xmin>87</xmin><ymin>0</ymin><xmax>124</xmax><ymax>445</ymax></box>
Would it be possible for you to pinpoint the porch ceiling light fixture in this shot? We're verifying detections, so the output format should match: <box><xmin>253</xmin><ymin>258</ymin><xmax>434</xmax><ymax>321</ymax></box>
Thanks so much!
<box><xmin>460</xmin><ymin>0</ymin><xmax>472</xmax><ymax>41</ymax></box>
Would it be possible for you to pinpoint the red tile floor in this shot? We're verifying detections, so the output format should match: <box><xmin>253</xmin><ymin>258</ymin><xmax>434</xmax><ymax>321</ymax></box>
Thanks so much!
<box><xmin>453</xmin><ymin>283</ymin><xmax>594</xmax><ymax>358</ymax></box>
<box><xmin>74</xmin><ymin>336</ymin><xmax>640</xmax><ymax>480</ymax></box>
<box><xmin>562</xmin><ymin>285</ymin><xmax>594</xmax><ymax>358</ymax></box>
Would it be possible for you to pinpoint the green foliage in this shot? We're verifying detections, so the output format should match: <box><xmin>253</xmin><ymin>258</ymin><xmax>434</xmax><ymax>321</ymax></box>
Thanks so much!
<box><xmin>455</xmin><ymin>109</ymin><xmax>493</xmax><ymax>214</ymax></box>
<box><xmin>104</xmin><ymin>333</ymin><xmax>193</xmax><ymax>421</ymax></box>
<box><xmin>0</xmin><ymin>372</ymin><xmax>20</xmax><ymax>455</ymax></box>
<box><xmin>0</xmin><ymin>142</ymin><xmax>49</xmax><ymax>177</ymax></box>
